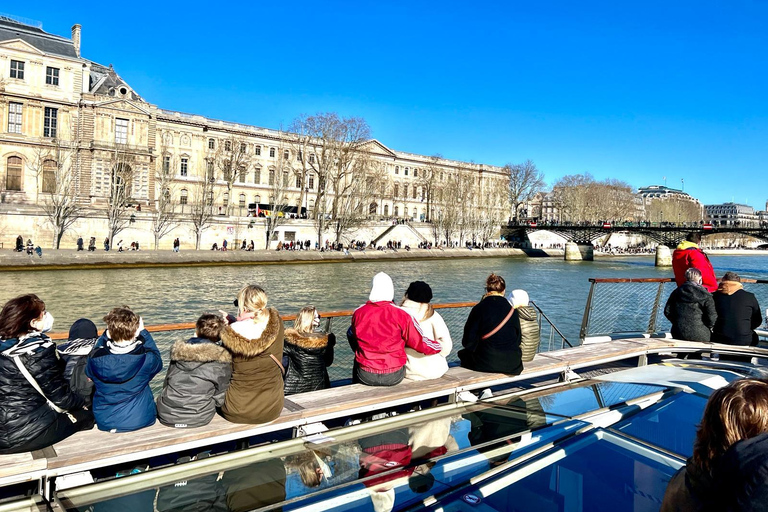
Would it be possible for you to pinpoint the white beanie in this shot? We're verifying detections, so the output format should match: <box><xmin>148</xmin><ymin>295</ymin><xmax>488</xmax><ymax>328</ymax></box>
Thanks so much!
<box><xmin>369</xmin><ymin>272</ymin><xmax>395</xmax><ymax>302</ymax></box>
<box><xmin>510</xmin><ymin>289</ymin><xmax>529</xmax><ymax>308</ymax></box>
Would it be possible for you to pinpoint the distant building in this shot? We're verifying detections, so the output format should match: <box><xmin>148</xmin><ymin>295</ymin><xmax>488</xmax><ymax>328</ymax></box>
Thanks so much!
<box><xmin>705</xmin><ymin>203</ymin><xmax>759</xmax><ymax>227</ymax></box>
<box><xmin>637</xmin><ymin>185</ymin><xmax>702</xmax><ymax>223</ymax></box>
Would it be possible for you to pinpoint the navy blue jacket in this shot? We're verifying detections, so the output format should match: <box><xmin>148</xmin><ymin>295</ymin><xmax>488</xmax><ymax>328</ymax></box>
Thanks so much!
<box><xmin>86</xmin><ymin>330</ymin><xmax>163</xmax><ymax>432</ymax></box>
<box><xmin>712</xmin><ymin>433</ymin><xmax>768</xmax><ymax>512</ymax></box>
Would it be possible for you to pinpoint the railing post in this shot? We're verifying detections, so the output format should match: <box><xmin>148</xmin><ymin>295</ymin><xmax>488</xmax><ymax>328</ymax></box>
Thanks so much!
<box><xmin>580</xmin><ymin>280</ymin><xmax>597</xmax><ymax>343</ymax></box>
<box><xmin>647</xmin><ymin>281</ymin><xmax>666</xmax><ymax>334</ymax></box>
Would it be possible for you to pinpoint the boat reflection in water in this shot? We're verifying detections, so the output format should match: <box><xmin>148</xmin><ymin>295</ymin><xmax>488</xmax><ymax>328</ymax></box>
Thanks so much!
<box><xmin>62</xmin><ymin>355</ymin><xmax>768</xmax><ymax>512</ymax></box>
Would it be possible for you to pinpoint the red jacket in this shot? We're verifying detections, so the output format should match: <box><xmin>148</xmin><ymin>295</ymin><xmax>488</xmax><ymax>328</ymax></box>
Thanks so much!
<box><xmin>349</xmin><ymin>301</ymin><xmax>442</xmax><ymax>374</ymax></box>
<box><xmin>672</xmin><ymin>241</ymin><xmax>718</xmax><ymax>292</ymax></box>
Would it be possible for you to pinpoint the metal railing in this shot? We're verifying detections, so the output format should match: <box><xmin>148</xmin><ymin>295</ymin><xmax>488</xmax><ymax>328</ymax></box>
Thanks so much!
<box><xmin>580</xmin><ymin>277</ymin><xmax>768</xmax><ymax>343</ymax></box>
<box><xmin>49</xmin><ymin>300</ymin><xmax>571</xmax><ymax>389</ymax></box>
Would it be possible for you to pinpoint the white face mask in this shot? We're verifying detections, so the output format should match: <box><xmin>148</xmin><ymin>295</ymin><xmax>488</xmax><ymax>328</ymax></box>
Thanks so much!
<box><xmin>31</xmin><ymin>311</ymin><xmax>55</xmax><ymax>333</ymax></box>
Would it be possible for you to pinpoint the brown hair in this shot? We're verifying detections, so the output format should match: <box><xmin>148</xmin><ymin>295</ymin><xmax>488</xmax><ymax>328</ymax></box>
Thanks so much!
<box><xmin>486</xmin><ymin>273</ymin><xmax>506</xmax><ymax>293</ymax></box>
<box><xmin>196</xmin><ymin>313</ymin><xmax>226</xmax><ymax>342</ymax></box>
<box><xmin>0</xmin><ymin>294</ymin><xmax>45</xmax><ymax>339</ymax></box>
<box><xmin>103</xmin><ymin>307</ymin><xmax>140</xmax><ymax>343</ymax></box>
<box><xmin>693</xmin><ymin>379</ymin><xmax>768</xmax><ymax>473</ymax></box>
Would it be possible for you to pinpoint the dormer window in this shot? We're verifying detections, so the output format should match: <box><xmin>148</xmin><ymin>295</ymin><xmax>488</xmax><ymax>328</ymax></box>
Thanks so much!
<box><xmin>10</xmin><ymin>60</ymin><xmax>24</xmax><ymax>80</ymax></box>
<box><xmin>45</xmin><ymin>67</ymin><xmax>59</xmax><ymax>86</ymax></box>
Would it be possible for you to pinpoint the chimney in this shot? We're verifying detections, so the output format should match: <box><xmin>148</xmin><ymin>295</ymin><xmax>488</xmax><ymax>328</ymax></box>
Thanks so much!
<box><xmin>71</xmin><ymin>24</ymin><xmax>81</xmax><ymax>58</ymax></box>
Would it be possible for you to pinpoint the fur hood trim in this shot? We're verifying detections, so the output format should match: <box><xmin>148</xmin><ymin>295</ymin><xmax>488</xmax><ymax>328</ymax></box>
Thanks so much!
<box><xmin>284</xmin><ymin>328</ymin><xmax>329</xmax><ymax>349</ymax></box>
<box><xmin>221</xmin><ymin>308</ymin><xmax>281</xmax><ymax>357</ymax></box>
<box><xmin>170</xmin><ymin>338</ymin><xmax>232</xmax><ymax>363</ymax></box>
<box><xmin>718</xmin><ymin>281</ymin><xmax>744</xmax><ymax>296</ymax></box>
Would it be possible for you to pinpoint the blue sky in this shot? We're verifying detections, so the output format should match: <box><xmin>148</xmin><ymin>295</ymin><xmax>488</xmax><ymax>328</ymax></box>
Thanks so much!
<box><xmin>6</xmin><ymin>1</ymin><xmax>767</xmax><ymax>208</ymax></box>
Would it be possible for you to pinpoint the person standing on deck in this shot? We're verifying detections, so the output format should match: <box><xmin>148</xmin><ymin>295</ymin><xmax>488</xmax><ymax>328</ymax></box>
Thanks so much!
<box><xmin>347</xmin><ymin>272</ymin><xmax>442</xmax><ymax>386</ymax></box>
<box><xmin>664</xmin><ymin>268</ymin><xmax>718</xmax><ymax>342</ymax></box>
<box><xmin>673</xmin><ymin>232</ymin><xmax>718</xmax><ymax>292</ymax></box>
<box><xmin>712</xmin><ymin>272</ymin><xmax>762</xmax><ymax>346</ymax></box>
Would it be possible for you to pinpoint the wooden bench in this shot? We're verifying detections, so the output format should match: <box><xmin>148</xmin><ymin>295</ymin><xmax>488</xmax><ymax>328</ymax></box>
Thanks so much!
<box><xmin>0</xmin><ymin>338</ymin><xmax>726</xmax><ymax>487</ymax></box>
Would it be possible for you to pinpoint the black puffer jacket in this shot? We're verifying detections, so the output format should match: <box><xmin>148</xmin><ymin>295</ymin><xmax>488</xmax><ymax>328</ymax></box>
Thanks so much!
<box><xmin>664</xmin><ymin>281</ymin><xmax>718</xmax><ymax>342</ymax></box>
<box><xmin>0</xmin><ymin>334</ymin><xmax>84</xmax><ymax>451</ymax></box>
<box><xmin>283</xmin><ymin>329</ymin><xmax>335</xmax><ymax>395</ymax></box>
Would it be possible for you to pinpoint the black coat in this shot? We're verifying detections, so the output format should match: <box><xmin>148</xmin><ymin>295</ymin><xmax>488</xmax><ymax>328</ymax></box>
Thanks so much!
<box><xmin>0</xmin><ymin>334</ymin><xmax>84</xmax><ymax>452</ymax></box>
<box><xmin>283</xmin><ymin>329</ymin><xmax>335</xmax><ymax>395</ymax></box>
<box><xmin>459</xmin><ymin>294</ymin><xmax>523</xmax><ymax>375</ymax></box>
<box><xmin>712</xmin><ymin>282</ymin><xmax>762</xmax><ymax>346</ymax></box>
<box><xmin>664</xmin><ymin>282</ymin><xmax>717</xmax><ymax>342</ymax></box>
<box><xmin>712</xmin><ymin>433</ymin><xmax>768</xmax><ymax>512</ymax></box>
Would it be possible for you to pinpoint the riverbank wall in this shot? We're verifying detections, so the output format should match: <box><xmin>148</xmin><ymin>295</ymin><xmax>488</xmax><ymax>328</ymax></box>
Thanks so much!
<box><xmin>0</xmin><ymin>247</ymin><xmax>565</xmax><ymax>271</ymax></box>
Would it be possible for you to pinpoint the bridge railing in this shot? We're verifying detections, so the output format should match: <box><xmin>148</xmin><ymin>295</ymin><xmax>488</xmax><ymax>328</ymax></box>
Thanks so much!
<box><xmin>49</xmin><ymin>301</ymin><xmax>570</xmax><ymax>390</ymax></box>
<box><xmin>581</xmin><ymin>277</ymin><xmax>768</xmax><ymax>344</ymax></box>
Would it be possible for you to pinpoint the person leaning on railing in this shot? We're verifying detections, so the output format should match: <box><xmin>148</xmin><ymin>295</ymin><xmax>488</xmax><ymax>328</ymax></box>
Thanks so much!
<box><xmin>508</xmin><ymin>289</ymin><xmax>541</xmax><ymax>362</ymax></box>
<box><xmin>282</xmin><ymin>306</ymin><xmax>335</xmax><ymax>395</ymax></box>
<box><xmin>673</xmin><ymin>232</ymin><xmax>718</xmax><ymax>293</ymax></box>
<box><xmin>458</xmin><ymin>274</ymin><xmax>523</xmax><ymax>375</ymax></box>
<box><xmin>663</xmin><ymin>267</ymin><xmax>717</xmax><ymax>342</ymax></box>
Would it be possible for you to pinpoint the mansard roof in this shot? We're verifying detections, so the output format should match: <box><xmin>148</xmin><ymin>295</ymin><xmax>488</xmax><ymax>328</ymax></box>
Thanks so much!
<box><xmin>88</xmin><ymin>61</ymin><xmax>143</xmax><ymax>101</ymax></box>
<box><xmin>0</xmin><ymin>17</ymin><xmax>78</xmax><ymax>58</ymax></box>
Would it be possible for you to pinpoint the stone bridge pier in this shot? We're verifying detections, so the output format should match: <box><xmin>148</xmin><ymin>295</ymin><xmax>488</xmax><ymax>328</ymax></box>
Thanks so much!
<box><xmin>564</xmin><ymin>242</ymin><xmax>594</xmax><ymax>261</ymax></box>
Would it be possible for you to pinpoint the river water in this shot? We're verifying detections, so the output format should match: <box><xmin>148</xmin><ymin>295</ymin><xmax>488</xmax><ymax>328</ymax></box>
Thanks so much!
<box><xmin>2</xmin><ymin>254</ymin><xmax>767</xmax><ymax>344</ymax></box>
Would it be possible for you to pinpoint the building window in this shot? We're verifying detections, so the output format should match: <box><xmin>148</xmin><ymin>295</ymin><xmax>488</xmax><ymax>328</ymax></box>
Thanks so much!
<box><xmin>308</xmin><ymin>173</ymin><xmax>315</xmax><ymax>189</ymax></box>
<box><xmin>180</xmin><ymin>189</ymin><xmax>188</xmax><ymax>205</ymax></box>
<box><xmin>239</xmin><ymin>193</ymin><xmax>246</xmax><ymax>208</ymax></box>
<box><xmin>254</xmin><ymin>167</ymin><xmax>261</xmax><ymax>184</ymax></box>
<box><xmin>254</xmin><ymin>195</ymin><xmax>261</xmax><ymax>203</ymax></box>
<box><xmin>45</xmin><ymin>67</ymin><xmax>59</xmax><ymax>86</ymax></box>
<box><xmin>283</xmin><ymin>150</ymin><xmax>289</xmax><ymax>160</ymax></box>
<box><xmin>8</xmin><ymin>102</ymin><xmax>22</xmax><ymax>134</ymax></box>
<box><xmin>180</xmin><ymin>158</ymin><xmax>188</xmax><ymax>176</ymax></box>
<box><xmin>223</xmin><ymin>193</ymin><xmax>229</xmax><ymax>207</ymax></box>
<box><xmin>240</xmin><ymin>143</ymin><xmax>247</xmax><ymax>153</ymax></box>
<box><xmin>394</xmin><ymin>184</ymin><xmax>399</xmax><ymax>197</ymax></box>
<box><xmin>404</xmin><ymin>207</ymin><xmax>408</xmax><ymax>216</ymax></box>
<box><xmin>295</xmin><ymin>175</ymin><xmax>302</xmax><ymax>188</ymax></box>
<box><xmin>309</xmin><ymin>154</ymin><xmax>315</xmax><ymax>164</ymax></box>
<box><xmin>414</xmin><ymin>168</ymin><xmax>418</xmax><ymax>178</ymax></box>
<box><xmin>384</xmin><ymin>204</ymin><xmax>389</xmax><ymax>216</ymax></box>
<box><xmin>44</xmin><ymin>107</ymin><xmax>58</xmax><ymax>138</ymax></box>
<box><xmin>405</xmin><ymin>167</ymin><xmax>409</xmax><ymax>176</ymax></box>
<box><xmin>268</xmin><ymin>169</ymin><xmax>275</xmax><ymax>185</ymax></box>
<box><xmin>254</xmin><ymin>145</ymin><xmax>261</xmax><ymax>156</ymax></box>
<box><xmin>208</xmin><ymin>138</ymin><xmax>215</xmax><ymax>150</ymax></box>
<box><xmin>238</xmin><ymin>167</ymin><xmax>246</xmax><ymax>183</ymax></box>
<box><xmin>10</xmin><ymin>60</ymin><xmax>24</xmax><ymax>79</ymax></box>
<box><xmin>162</xmin><ymin>155</ymin><xmax>170</xmax><ymax>173</ymax></box>
<box><xmin>282</xmin><ymin>171</ymin><xmax>289</xmax><ymax>188</ymax></box>
<box><xmin>206</xmin><ymin>161</ymin><xmax>214</xmax><ymax>181</ymax></box>
<box><xmin>42</xmin><ymin>159</ymin><xmax>56</xmax><ymax>193</ymax></box>
<box><xmin>394</xmin><ymin>206</ymin><xmax>399</xmax><ymax>217</ymax></box>
<box><xmin>115</xmin><ymin>118</ymin><xmax>128</xmax><ymax>144</ymax></box>
<box><xmin>224</xmin><ymin>141</ymin><xmax>231</xmax><ymax>152</ymax></box>
<box><xmin>269</xmin><ymin>147</ymin><xmax>275</xmax><ymax>158</ymax></box>
<box><xmin>404</xmin><ymin>184</ymin><xmax>408</xmax><ymax>198</ymax></box>
<box><xmin>6</xmin><ymin>156</ymin><xmax>22</xmax><ymax>191</ymax></box>
<box><xmin>395</xmin><ymin>166</ymin><xmax>399</xmax><ymax>175</ymax></box>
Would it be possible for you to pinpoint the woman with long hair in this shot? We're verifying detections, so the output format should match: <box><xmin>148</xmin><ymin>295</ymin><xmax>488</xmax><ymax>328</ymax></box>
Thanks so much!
<box><xmin>0</xmin><ymin>294</ymin><xmax>93</xmax><ymax>453</ymax></box>
<box><xmin>283</xmin><ymin>306</ymin><xmax>336</xmax><ymax>395</ymax></box>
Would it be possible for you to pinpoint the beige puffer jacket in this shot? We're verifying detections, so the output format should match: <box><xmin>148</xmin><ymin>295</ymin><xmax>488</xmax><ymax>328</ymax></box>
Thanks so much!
<box><xmin>516</xmin><ymin>305</ymin><xmax>541</xmax><ymax>362</ymax></box>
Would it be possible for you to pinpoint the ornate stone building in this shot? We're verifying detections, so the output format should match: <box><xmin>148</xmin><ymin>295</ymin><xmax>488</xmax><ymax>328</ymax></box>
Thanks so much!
<box><xmin>0</xmin><ymin>16</ymin><xmax>509</xmax><ymax>248</ymax></box>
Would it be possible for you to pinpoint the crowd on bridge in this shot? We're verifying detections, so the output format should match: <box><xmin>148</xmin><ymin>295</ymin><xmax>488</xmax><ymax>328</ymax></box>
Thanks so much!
<box><xmin>0</xmin><ymin>272</ymin><xmax>540</xmax><ymax>456</ymax></box>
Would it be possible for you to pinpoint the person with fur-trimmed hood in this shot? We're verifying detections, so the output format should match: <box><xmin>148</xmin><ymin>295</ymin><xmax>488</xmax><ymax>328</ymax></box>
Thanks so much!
<box><xmin>220</xmin><ymin>284</ymin><xmax>284</xmax><ymax>424</ymax></box>
<box><xmin>156</xmin><ymin>314</ymin><xmax>232</xmax><ymax>428</ymax></box>
<box><xmin>283</xmin><ymin>306</ymin><xmax>336</xmax><ymax>396</ymax></box>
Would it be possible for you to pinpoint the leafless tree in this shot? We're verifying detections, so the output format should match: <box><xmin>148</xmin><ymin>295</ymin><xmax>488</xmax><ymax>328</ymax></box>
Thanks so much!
<box><xmin>551</xmin><ymin>174</ymin><xmax>637</xmax><ymax>223</ymax></box>
<box><xmin>188</xmin><ymin>161</ymin><xmax>219</xmax><ymax>250</ymax></box>
<box><xmin>263</xmin><ymin>144</ymin><xmax>292</xmax><ymax>249</ymax></box>
<box><xmin>212</xmin><ymin>134</ymin><xmax>250</xmax><ymax>216</ymax></box>
<box><xmin>331</xmin><ymin>157</ymin><xmax>387</xmax><ymax>244</ymax></box>
<box><xmin>644</xmin><ymin>196</ymin><xmax>703</xmax><ymax>224</ymax></box>
<box><xmin>105</xmin><ymin>146</ymin><xmax>137</xmax><ymax>248</ymax></box>
<box><xmin>507</xmin><ymin>160</ymin><xmax>545</xmax><ymax>221</ymax></box>
<box><xmin>151</xmin><ymin>134</ymin><xmax>180</xmax><ymax>249</ymax></box>
<box><xmin>420</xmin><ymin>154</ymin><xmax>443</xmax><ymax>222</ymax></box>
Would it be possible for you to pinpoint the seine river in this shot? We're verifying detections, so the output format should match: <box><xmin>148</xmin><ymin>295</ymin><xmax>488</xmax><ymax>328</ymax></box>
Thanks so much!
<box><xmin>1</xmin><ymin>254</ymin><xmax>767</xmax><ymax>385</ymax></box>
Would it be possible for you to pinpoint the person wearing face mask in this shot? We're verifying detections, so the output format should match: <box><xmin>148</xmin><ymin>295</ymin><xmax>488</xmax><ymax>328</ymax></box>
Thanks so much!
<box><xmin>0</xmin><ymin>294</ymin><xmax>94</xmax><ymax>454</ymax></box>
<box><xmin>282</xmin><ymin>306</ymin><xmax>336</xmax><ymax>396</ymax></box>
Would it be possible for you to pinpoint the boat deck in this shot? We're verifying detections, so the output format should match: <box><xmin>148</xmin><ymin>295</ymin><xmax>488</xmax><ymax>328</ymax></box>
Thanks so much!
<box><xmin>0</xmin><ymin>337</ymin><xmax>757</xmax><ymax>494</ymax></box>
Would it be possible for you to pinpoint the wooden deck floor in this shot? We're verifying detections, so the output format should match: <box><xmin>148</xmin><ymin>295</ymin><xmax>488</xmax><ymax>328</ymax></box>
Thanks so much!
<box><xmin>0</xmin><ymin>338</ymin><xmax>759</xmax><ymax>488</ymax></box>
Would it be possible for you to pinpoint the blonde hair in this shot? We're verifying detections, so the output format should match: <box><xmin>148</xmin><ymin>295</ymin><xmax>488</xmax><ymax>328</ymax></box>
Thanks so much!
<box><xmin>237</xmin><ymin>285</ymin><xmax>268</xmax><ymax>320</ymax></box>
<box><xmin>294</xmin><ymin>306</ymin><xmax>317</xmax><ymax>334</ymax></box>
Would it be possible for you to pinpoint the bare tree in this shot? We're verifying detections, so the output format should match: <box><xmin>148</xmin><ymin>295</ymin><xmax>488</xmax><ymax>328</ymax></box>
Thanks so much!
<box><xmin>151</xmin><ymin>134</ymin><xmax>180</xmax><ymax>249</ymax></box>
<box><xmin>507</xmin><ymin>160</ymin><xmax>545</xmax><ymax>222</ymax></box>
<box><xmin>330</xmin><ymin>157</ymin><xmax>387</xmax><ymax>244</ymax></box>
<box><xmin>263</xmin><ymin>143</ymin><xmax>292</xmax><ymax>248</ymax></box>
<box><xmin>188</xmin><ymin>162</ymin><xmax>219</xmax><ymax>250</ymax></box>
<box><xmin>27</xmin><ymin>139</ymin><xmax>85</xmax><ymax>249</ymax></box>
<box><xmin>212</xmin><ymin>134</ymin><xmax>250</xmax><ymax>216</ymax></box>
<box><xmin>420</xmin><ymin>154</ymin><xmax>443</xmax><ymax>222</ymax></box>
<box><xmin>105</xmin><ymin>147</ymin><xmax>136</xmax><ymax>247</ymax></box>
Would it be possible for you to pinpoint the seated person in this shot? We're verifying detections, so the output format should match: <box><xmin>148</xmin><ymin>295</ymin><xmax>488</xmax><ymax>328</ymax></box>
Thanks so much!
<box><xmin>156</xmin><ymin>314</ymin><xmax>231</xmax><ymax>428</ymax></box>
<box><xmin>459</xmin><ymin>274</ymin><xmax>522</xmax><ymax>375</ymax></box>
<box><xmin>283</xmin><ymin>306</ymin><xmax>336</xmax><ymax>396</ymax></box>
<box><xmin>347</xmin><ymin>273</ymin><xmax>441</xmax><ymax>386</ymax></box>
<box><xmin>664</xmin><ymin>267</ymin><xmax>717</xmax><ymax>342</ymax></box>
<box><xmin>86</xmin><ymin>307</ymin><xmax>163</xmax><ymax>432</ymax></box>
<box><xmin>220</xmin><ymin>285</ymin><xmax>284</xmax><ymax>424</ymax></box>
<box><xmin>400</xmin><ymin>281</ymin><xmax>452</xmax><ymax>381</ymax></box>
<box><xmin>57</xmin><ymin>318</ymin><xmax>101</xmax><ymax>404</ymax></box>
<box><xmin>712</xmin><ymin>272</ymin><xmax>762</xmax><ymax>346</ymax></box>
<box><xmin>509</xmin><ymin>289</ymin><xmax>541</xmax><ymax>362</ymax></box>
<box><xmin>661</xmin><ymin>379</ymin><xmax>768</xmax><ymax>511</ymax></box>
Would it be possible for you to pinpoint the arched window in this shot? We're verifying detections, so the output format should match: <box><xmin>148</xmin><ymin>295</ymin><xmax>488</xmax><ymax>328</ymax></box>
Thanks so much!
<box><xmin>369</xmin><ymin>202</ymin><xmax>377</xmax><ymax>214</ymax></box>
<box><xmin>239</xmin><ymin>193</ymin><xmax>246</xmax><ymax>208</ymax></box>
<box><xmin>254</xmin><ymin>195</ymin><xmax>261</xmax><ymax>203</ymax></box>
<box><xmin>6</xmin><ymin>156</ymin><xmax>22</xmax><ymax>191</ymax></box>
<box><xmin>180</xmin><ymin>188</ymin><xmax>188</xmax><ymax>205</ymax></box>
<box><xmin>384</xmin><ymin>204</ymin><xmax>389</xmax><ymax>216</ymax></box>
<box><xmin>394</xmin><ymin>206</ymin><xmax>399</xmax><ymax>216</ymax></box>
<box><xmin>405</xmin><ymin>167</ymin><xmax>409</xmax><ymax>176</ymax></box>
<box><xmin>42</xmin><ymin>159</ymin><xmax>57</xmax><ymax>193</ymax></box>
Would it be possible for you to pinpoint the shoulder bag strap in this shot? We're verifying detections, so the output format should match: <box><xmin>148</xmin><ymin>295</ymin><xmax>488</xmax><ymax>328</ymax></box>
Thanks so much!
<box><xmin>269</xmin><ymin>353</ymin><xmax>286</xmax><ymax>376</ymax></box>
<box><xmin>11</xmin><ymin>355</ymin><xmax>78</xmax><ymax>423</ymax></box>
<box><xmin>481</xmin><ymin>307</ymin><xmax>515</xmax><ymax>340</ymax></box>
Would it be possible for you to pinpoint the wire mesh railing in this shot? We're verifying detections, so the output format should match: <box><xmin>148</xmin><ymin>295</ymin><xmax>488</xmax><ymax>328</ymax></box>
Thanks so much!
<box><xmin>580</xmin><ymin>277</ymin><xmax>768</xmax><ymax>343</ymax></box>
<box><xmin>49</xmin><ymin>300</ymin><xmax>571</xmax><ymax>391</ymax></box>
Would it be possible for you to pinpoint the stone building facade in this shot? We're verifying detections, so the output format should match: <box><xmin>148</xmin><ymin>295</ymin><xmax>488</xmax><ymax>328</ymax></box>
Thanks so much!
<box><xmin>0</xmin><ymin>16</ymin><xmax>510</xmax><ymax>249</ymax></box>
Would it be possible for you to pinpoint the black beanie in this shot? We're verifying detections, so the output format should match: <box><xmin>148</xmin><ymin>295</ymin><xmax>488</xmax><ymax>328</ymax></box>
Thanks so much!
<box><xmin>68</xmin><ymin>318</ymin><xmax>98</xmax><ymax>340</ymax></box>
<box><xmin>406</xmin><ymin>281</ymin><xmax>433</xmax><ymax>304</ymax></box>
